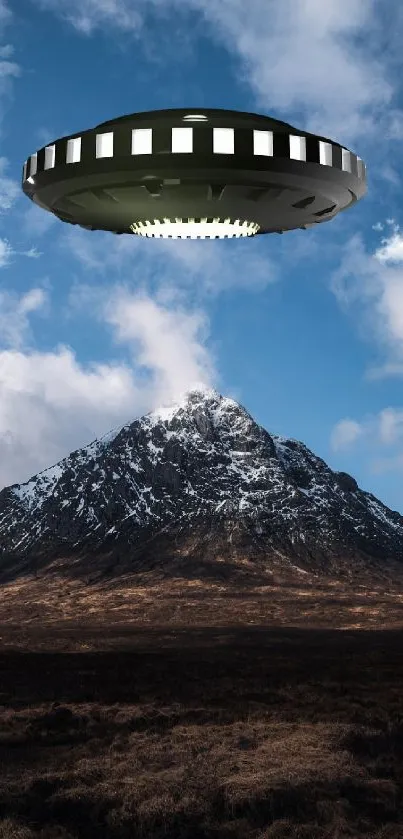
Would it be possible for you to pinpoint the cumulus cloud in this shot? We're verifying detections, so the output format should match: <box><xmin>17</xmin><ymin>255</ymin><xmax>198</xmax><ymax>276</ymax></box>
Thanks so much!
<box><xmin>378</xmin><ymin>165</ymin><xmax>401</xmax><ymax>189</ymax></box>
<box><xmin>60</xmin><ymin>227</ymin><xmax>144</xmax><ymax>273</ymax></box>
<box><xmin>0</xmin><ymin>38</ymin><xmax>21</xmax><ymax>126</ymax></box>
<box><xmin>61</xmin><ymin>225</ymin><xmax>278</xmax><ymax>299</ymax></box>
<box><xmin>330</xmin><ymin>221</ymin><xmax>403</xmax><ymax>375</ymax></box>
<box><xmin>371</xmin><ymin>453</ymin><xmax>403</xmax><ymax>475</ymax></box>
<box><xmin>378</xmin><ymin>408</ymin><xmax>403</xmax><ymax>445</ymax></box>
<box><xmin>68</xmin><ymin>280</ymin><xmax>217</xmax><ymax>397</ymax></box>
<box><xmin>0</xmin><ymin>11</ymin><xmax>22</xmax><ymax>140</ymax></box>
<box><xmin>0</xmin><ymin>236</ymin><xmax>13</xmax><ymax>266</ymax></box>
<box><xmin>0</xmin><ymin>4</ymin><xmax>11</xmax><ymax>28</ymax></box>
<box><xmin>375</xmin><ymin>229</ymin><xmax>403</xmax><ymax>264</ymax></box>
<box><xmin>367</xmin><ymin>362</ymin><xmax>403</xmax><ymax>380</ymax></box>
<box><xmin>0</xmin><ymin>348</ymin><xmax>141</xmax><ymax>487</ymax></box>
<box><xmin>20</xmin><ymin>246</ymin><xmax>42</xmax><ymax>259</ymax></box>
<box><xmin>155</xmin><ymin>236</ymin><xmax>279</xmax><ymax>295</ymax></box>
<box><xmin>0</xmin><ymin>287</ymin><xmax>49</xmax><ymax>350</ymax></box>
<box><xmin>330</xmin><ymin>418</ymin><xmax>364</xmax><ymax>452</ymax></box>
<box><xmin>330</xmin><ymin>407</ymin><xmax>403</xmax><ymax>473</ymax></box>
<box><xmin>0</xmin><ymin>41</ymin><xmax>20</xmax><ymax>88</ymax></box>
<box><xmin>0</xmin><ymin>52</ymin><xmax>19</xmax><ymax>81</ymax></box>
<box><xmin>32</xmin><ymin>0</ymin><xmax>142</xmax><ymax>35</ymax></box>
<box><xmin>29</xmin><ymin>0</ymin><xmax>403</xmax><ymax>144</ymax></box>
<box><xmin>0</xmin><ymin>240</ymin><xmax>44</xmax><ymax>267</ymax></box>
<box><xmin>187</xmin><ymin>0</ymin><xmax>396</xmax><ymax>143</ymax></box>
<box><xmin>0</xmin><ymin>156</ymin><xmax>19</xmax><ymax>211</ymax></box>
<box><xmin>19</xmin><ymin>203</ymin><xmax>58</xmax><ymax>238</ymax></box>
<box><xmin>0</xmin><ymin>284</ymin><xmax>218</xmax><ymax>488</ymax></box>
<box><xmin>103</xmin><ymin>286</ymin><xmax>215</xmax><ymax>400</ymax></box>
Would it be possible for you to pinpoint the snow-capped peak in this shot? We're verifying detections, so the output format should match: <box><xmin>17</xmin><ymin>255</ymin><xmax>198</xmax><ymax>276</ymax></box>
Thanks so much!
<box><xmin>0</xmin><ymin>389</ymin><xmax>402</xmax><ymax>578</ymax></box>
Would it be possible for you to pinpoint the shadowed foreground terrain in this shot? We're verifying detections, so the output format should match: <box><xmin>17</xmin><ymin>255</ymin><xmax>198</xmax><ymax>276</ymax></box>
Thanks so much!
<box><xmin>1</xmin><ymin>572</ymin><xmax>403</xmax><ymax>838</ymax></box>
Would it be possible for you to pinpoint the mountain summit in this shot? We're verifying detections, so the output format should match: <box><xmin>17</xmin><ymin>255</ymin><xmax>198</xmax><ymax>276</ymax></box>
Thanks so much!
<box><xmin>0</xmin><ymin>387</ymin><xmax>402</xmax><ymax>584</ymax></box>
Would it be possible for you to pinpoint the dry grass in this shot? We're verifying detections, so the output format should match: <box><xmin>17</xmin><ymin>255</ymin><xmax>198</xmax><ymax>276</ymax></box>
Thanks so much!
<box><xmin>1</xmin><ymin>565</ymin><xmax>403</xmax><ymax>638</ymax></box>
<box><xmin>0</xmin><ymin>568</ymin><xmax>403</xmax><ymax>836</ymax></box>
<box><xmin>0</xmin><ymin>584</ymin><xmax>403</xmax><ymax>839</ymax></box>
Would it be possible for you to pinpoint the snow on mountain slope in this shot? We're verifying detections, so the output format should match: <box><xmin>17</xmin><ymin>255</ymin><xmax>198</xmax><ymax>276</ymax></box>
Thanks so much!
<box><xmin>0</xmin><ymin>387</ymin><xmax>402</xmax><ymax>571</ymax></box>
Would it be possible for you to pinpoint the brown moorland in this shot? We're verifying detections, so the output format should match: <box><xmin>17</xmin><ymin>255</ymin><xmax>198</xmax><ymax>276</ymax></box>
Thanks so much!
<box><xmin>0</xmin><ymin>566</ymin><xmax>403</xmax><ymax>838</ymax></box>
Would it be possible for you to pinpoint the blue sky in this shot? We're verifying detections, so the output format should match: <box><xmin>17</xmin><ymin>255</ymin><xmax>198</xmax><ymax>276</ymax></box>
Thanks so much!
<box><xmin>1</xmin><ymin>0</ymin><xmax>403</xmax><ymax>513</ymax></box>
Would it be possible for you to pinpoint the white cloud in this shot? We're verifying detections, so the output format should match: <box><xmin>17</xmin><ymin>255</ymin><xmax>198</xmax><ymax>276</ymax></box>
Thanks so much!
<box><xmin>0</xmin><ymin>236</ymin><xmax>13</xmax><ymax>265</ymax></box>
<box><xmin>330</xmin><ymin>407</ymin><xmax>403</xmax><ymax>474</ymax></box>
<box><xmin>384</xmin><ymin>109</ymin><xmax>403</xmax><ymax>141</ymax></box>
<box><xmin>0</xmin><ymin>41</ymin><xmax>20</xmax><ymax>91</ymax></box>
<box><xmin>378</xmin><ymin>165</ymin><xmax>401</xmax><ymax>189</ymax></box>
<box><xmin>371</xmin><ymin>453</ymin><xmax>403</xmax><ymax>475</ymax></box>
<box><xmin>0</xmin><ymin>43</ymin><xmax>12</xmax><ymax>57</ymax></box>
<box><xmin>20</xmin><ymin>203</ymin><xmax>58</xmax><ymax>238</ymax></box>
<box><xmin>0</xmin><ymin>240</ymin><xmax>43</xmax><ymax>266</ymax></box>
<box><xmin>155</xmin><ymin>236</ymin><xmax>279</xmax><ymax>295</ymax></box>
<box><xmin>0</xmin><ymin>348</ymin><xmax>141</xmax><ymax>487</ymax></box>
<box><xmin>0</xmin><ymin>287</ymin><xmax>49</xmax><ymax>349</ymax></box>
<box><xmin>33</xmin><ymin>0</ymin><xmax>142</xmax><ymax>34</ymax></box>
<box><xmin>0</xmin><ymin>284</ymin><xmax>218</xmax><ymax>488</ymax></box>
<box><xmin>330</xmin><ymin>223</ymin><xmax>403</xmax><ymax>372</ymax></box>
<box><xmin>68</xmin><ymin>280</ymin><xmax>217</xmax><ymax>397</ymax></box>
<box><xmin>61</xmin><ymin>225</ymin><xmax>278</xmax><ymax>298</ymax></box>
<box><xmin>30</xmin><ymin>0</ymin><xmax>403</xmax><ymax>144</ymax></box>
<box><xmin>0</xmin><ymin>54</ymin><xmax>19</xmax><ymax>80</ymax></box>
<box><xmin>330</xmin><ymin>418</ymin><xmax>364</xmax><ymax>452</ymax></box>
<box><xmin>330</xmin><ymin>222</ymin><xmax>403</xmax><ymax>474</ymax></box>
<box><xmin>187</xmin><ymin>0</ymin><xmax>395</xmax><ymax>143</ymax></box>
<box><xmin>0</xmin><ymin>5</ymin><xmax>11</xmax><ymax>29</ymax></box>
<box><xmin>366</xmin><ymin>362</ymin><xmax>403</xmax><ymax>380</ymax></box>
<box><xmin>0</xmin><ymin>11</ymin><xmax>22</xmax><ymax>131</ymax></box>
<box><xmin>331</xmin><ymin>409</ymin><xmax>403</xmax><ymax>450</ymax></box>
<box><xmin>378</xmin><ymin>407</ymin><xmax>403</xmax><ymax>445</ymax></box>
<box><xmin>61</xmin><ymin>226</ymin><xmax>144</xmax><ymax>273</ymax></box>
<box><xmin>103</xmin><ymin>286</ymin><xmax>215</xmax><ymax>400</ymax></box>
<box><xmin>0</xmin><ymin>156</ymin><xmax>19</xmax><ymax>211</ymax></box>
<box><xmin>20</xmin><ymin>246</ymin><xmax>42</xmax><ymax>259</ymax></box>
<box><xmin>0</xmin><ymin>38</ymin><xmax>20</xmax><ymax>105</ymax></box>
<box><xmin>375</xmin><ymin>230</ymin><xmax>403</xmax><ymax>264</ymax></box>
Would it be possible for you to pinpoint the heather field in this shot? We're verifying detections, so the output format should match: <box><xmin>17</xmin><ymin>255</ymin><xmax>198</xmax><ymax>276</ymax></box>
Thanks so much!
<box><xmin>0</xmin><ymin>571</ymin><xmax>403</xmax><ymax>838</ymax></box>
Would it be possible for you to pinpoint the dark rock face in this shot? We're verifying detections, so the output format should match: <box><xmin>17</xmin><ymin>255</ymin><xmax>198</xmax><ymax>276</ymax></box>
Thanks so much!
<box><xmin>0</xmin><ymin>387</ymin><xmax>402</xmax><ymax>581</ymax></box>
<box><xmin>335</xmin><ymin>472</ymin><xmax>359</xmax><ymax>493</ymax></box>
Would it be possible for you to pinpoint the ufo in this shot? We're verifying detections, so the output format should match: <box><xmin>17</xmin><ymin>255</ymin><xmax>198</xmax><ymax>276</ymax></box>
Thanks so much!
<box><xmin>21</xmin><ymin>108</ymin><xmax>367</xmax><ymax>240</ymax></box>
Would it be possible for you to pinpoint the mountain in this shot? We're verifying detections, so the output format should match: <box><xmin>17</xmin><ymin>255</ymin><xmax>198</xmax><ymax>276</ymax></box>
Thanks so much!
<box><xmin>0</xmin><ymin>387</ymin><xmax>402</xmax><ymax>585</ymax></box>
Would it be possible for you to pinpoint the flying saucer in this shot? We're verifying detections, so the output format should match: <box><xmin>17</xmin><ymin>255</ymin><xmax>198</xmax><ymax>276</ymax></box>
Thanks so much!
<box><xmin>21</xmin><ymin>108</ymin><xmax>367</xmax><ymax>239</ymax></box>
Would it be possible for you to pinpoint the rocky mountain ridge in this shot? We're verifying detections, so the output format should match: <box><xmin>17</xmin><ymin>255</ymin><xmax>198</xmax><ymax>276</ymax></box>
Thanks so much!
<box><xmin>0</xmin><ymin>387</ymin><xmax>402</xmax><ymax>582</ymax></box>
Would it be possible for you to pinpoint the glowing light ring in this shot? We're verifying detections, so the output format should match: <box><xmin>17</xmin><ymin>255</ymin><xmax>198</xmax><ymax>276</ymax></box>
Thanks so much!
<box><xmin>130</xmin><ymin>218</ymin><xmax>260</xmax><ymax>238</ymax></box>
